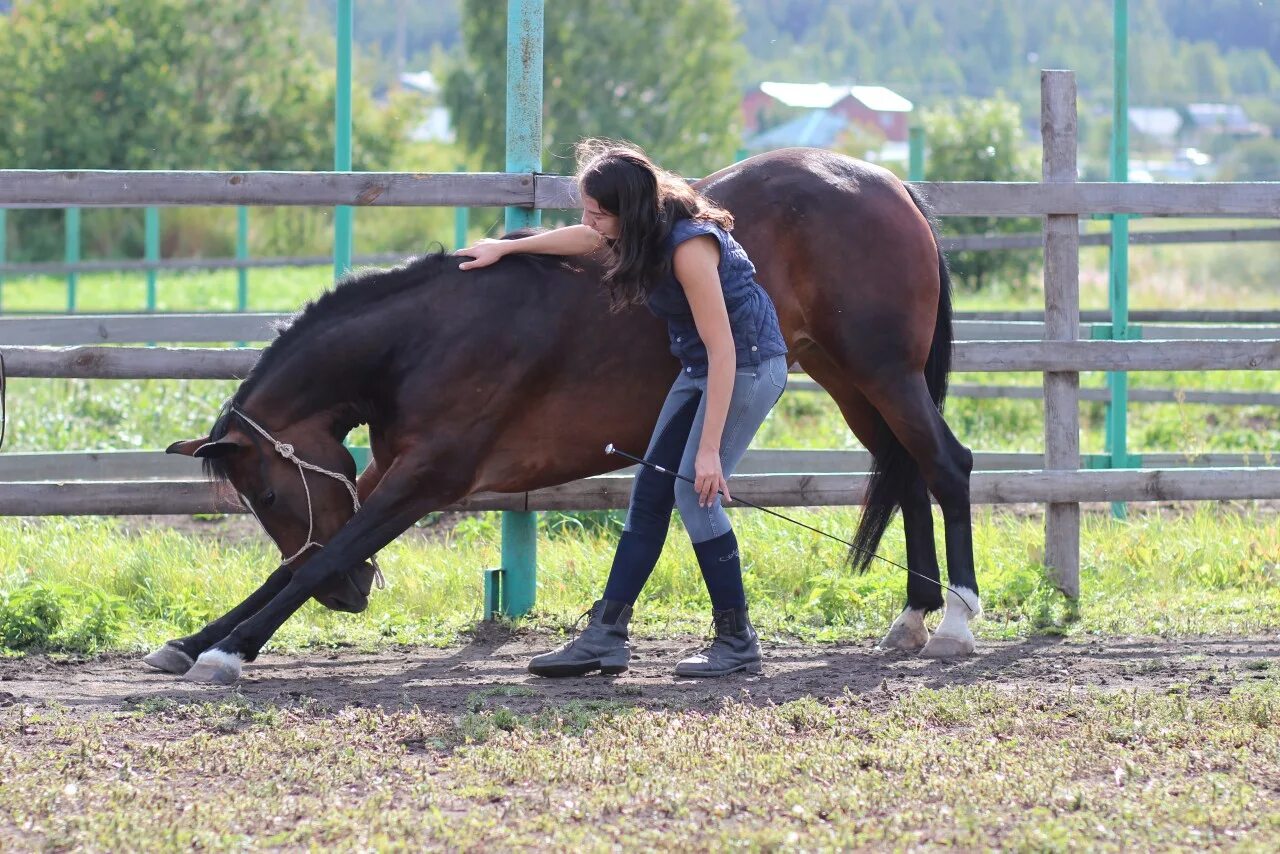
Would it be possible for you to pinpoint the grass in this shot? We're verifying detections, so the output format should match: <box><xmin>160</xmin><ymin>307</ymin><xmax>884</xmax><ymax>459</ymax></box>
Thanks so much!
<box><xmin>2</xmin><ymin>680</ymin><xmax>1278</xmax><ymax>849</ymax></box>
<box><xmin>1</xmin><ymin>503</ymin><xmax>1277</xmax><ymax>655</ymax></box>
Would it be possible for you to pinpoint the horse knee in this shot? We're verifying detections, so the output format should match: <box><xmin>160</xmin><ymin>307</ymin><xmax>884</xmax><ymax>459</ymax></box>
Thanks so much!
<box><xmin>927</xmin><ymin>453</ymin><xmax>971</xmax><ymax>516</ymax></box>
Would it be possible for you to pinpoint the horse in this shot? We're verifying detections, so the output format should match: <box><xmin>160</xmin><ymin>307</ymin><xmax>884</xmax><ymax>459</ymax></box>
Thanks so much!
<box><xmin>150</xmin><ymin>147</ymin><xmax>979</xmax><ymax>685</ymax></box>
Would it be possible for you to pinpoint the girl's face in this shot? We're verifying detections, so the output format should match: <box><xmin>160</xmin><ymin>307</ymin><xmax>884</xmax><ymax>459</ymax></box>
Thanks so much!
<box><xmin>581</xmin><ymin>194</ymin><xmax>621</xmax><ymax>240</ymax></box>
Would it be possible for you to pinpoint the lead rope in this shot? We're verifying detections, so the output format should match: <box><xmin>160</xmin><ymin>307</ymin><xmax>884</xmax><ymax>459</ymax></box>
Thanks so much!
<box><xmin>231</xmin><ymin>408</ymin><xmax>384</xmax><ymax>590</ymax></box>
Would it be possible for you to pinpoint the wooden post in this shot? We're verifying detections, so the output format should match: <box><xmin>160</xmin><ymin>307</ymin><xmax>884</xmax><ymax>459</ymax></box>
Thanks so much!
<box><xmin>1041</xmin><ymin>70</ymin><xmax>1081</xmax><ymax>597</ymax></box>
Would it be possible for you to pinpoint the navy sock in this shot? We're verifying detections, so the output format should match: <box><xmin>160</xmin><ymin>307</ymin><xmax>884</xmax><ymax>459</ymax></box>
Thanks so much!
<box><xmin>601</xmin><ymin>530</ymin><xmax>667</xmax><ymax>605</ymax></box>
<box><xmin>693</xmin><ymin>529</ymin><xmax>746</xmax><ymax>610</ymax></box>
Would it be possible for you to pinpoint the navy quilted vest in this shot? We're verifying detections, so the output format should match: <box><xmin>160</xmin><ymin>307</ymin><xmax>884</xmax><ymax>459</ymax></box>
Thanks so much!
<box><xmin>644</xmin><ymin>217</ymin><xmax>788</xmax><ymax>378</ymax></box>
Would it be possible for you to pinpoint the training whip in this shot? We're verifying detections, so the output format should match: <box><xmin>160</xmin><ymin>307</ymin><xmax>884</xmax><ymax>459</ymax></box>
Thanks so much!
<box><xmin>604</xmin><ymin>443</ymin><xmax>977</xmax><ymax>611</ymax></box>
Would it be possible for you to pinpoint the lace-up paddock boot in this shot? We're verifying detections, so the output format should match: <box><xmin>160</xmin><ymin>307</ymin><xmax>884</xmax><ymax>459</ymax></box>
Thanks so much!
<box><xmin>674</xmin><ymin>606</ymin><xmax>762</xmax><ymax>677</ymax></box>
<box><xmin>527</xmin><ymin>599</ymin><xmax>633</xmax><ymax>677</ymax></box>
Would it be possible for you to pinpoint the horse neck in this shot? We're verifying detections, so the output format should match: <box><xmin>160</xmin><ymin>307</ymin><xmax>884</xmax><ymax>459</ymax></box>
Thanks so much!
<box><xmin>239</xmin><ymin>331</ymin><xmax>380</xmax><ymax>436</ymax></box>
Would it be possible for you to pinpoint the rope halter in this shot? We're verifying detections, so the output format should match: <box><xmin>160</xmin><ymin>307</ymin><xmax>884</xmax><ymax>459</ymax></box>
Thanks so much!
<box><xmin>231</xmin><ymin>407</ymin><xmax>384</xmax><ymax>589</ymax></box>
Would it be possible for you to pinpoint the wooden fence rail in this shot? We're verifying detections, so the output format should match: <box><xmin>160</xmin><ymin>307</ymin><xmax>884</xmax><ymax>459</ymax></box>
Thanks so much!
<box><xmin>2</xmin><ymin>226</ymin><xmax>1273</xmax><ymax>278</ymax></box>
<box><xmin>2</xmin><ymin>170</ymin><xmax>1279</xmax><ymax>217</ymax></box>
<box><xmin>5</xmin><ymin>339</ymin><xmax>1278</xmax><ymax>380</ymax></box>
<box><xmin>3</xmin><ymin>467</ymin><xmax>1278</xmax><ymax>517</ymax></box>
<box><xmin>3</xmin><ymin>449</ymin><xmax>1274</xmax><ymax>485</ymax></box>
<box><xmin>4</xmin><ymin>313</ymin><xmax>1278</xmax><ymax>346</ymax></box>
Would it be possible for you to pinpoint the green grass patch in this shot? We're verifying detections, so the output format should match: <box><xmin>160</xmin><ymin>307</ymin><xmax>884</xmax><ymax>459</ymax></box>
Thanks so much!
<box><xmin>1</xmin><ymin>503</ymin><xmax>1277</xmax><ymax>655</ymax></box>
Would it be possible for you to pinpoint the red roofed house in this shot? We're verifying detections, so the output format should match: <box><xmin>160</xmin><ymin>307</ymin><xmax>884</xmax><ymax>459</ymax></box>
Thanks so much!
<box><xmin>741</xmin><ymin>82</ymin><xmax>914</xmax><ymax>145</ymax></box>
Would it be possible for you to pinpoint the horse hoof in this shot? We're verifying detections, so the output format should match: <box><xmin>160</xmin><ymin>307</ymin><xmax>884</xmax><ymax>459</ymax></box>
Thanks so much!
<box><xmin>142</xmin><ymin>644</ymin><xmax>195</xmax><ymax>675</ymax></box>
<box><xmin>919</xmin><ymin>634</ymin><xmax>976</xmax><ymax>659</ymax></box>
<box><xmin>878</xmin><ymin>608</ymin><xmax>930</xmax><ymax>652</ymax></box>
<box><xmin>182</xmin><ymin>650</ymin><xmax>243</xmax><ymax>685</ymax></box>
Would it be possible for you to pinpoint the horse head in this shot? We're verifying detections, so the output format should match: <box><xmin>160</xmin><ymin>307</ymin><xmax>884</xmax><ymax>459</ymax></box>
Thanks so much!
<box><xmin>167</xmin><ymin>405</ymin><xmax>379</xmax><ymax>613</ymax></box>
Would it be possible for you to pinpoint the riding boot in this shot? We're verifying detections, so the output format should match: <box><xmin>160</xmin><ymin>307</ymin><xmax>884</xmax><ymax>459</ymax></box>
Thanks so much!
<box><xmin>528</xmin><ymin>599</ymin><xmax>633</xmax><ymax>677</ymax></box>
<box><xmin>674</xmin><ymin>606</ymin><xmax>762</xmax><ymax>677</ymax></box>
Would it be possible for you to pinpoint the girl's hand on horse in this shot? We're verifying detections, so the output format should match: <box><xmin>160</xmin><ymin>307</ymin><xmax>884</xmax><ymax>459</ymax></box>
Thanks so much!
<box><xmin>694</xmin><ymin>446</ymin><xmax>730</xmax><ymax>507</ymax></box>
<box><xmin>458</xmin><ymin>239</ymin><xmax>508</xmax><ymax>270</ymax></box>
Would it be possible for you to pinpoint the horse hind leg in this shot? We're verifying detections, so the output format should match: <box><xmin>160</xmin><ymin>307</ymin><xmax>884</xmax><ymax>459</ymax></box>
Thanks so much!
<box><xmin>878</xmin><ymin>475</ymin><xmax>945</xmax><ymax>652</ymax></box>
<box><xmin>797</xmin><ymin>350</ymin><xmax>943</xmax><ymax>653</ymax></box>
<box><xmin>861</xmin><ymin>372</ymin><xmax>980</xmax><ymax>658</ymax></box>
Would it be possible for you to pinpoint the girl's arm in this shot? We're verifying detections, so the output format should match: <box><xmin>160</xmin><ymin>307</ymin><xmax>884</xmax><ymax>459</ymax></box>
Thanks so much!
<box><xmin>673</xmin><ymin>235</ymin><xmax>734</xmax><ymax>507</ymax></box>
<box><xmin>459</xmin><ymin>225</ymin><xmax>602</xmax><ymax>270</ymax></box>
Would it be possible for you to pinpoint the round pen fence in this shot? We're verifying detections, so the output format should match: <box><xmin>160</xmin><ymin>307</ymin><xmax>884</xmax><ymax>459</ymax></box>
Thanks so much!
<box><xmin>1</xmin><ymin>72</ymin><xmax>1278</xmax><ymax>602</ymax></box>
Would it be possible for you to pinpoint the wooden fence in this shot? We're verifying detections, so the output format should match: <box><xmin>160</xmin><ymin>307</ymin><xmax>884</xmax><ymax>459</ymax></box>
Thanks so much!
<box><xmin>3</xmin><ymin>226</ymin><xmax>1276</xmax><ymax>278</ymax></box>
<box><xmin>1</xmin><ymin>71</ymin><xmax>1278</xmax><ymax>597</ymax></box>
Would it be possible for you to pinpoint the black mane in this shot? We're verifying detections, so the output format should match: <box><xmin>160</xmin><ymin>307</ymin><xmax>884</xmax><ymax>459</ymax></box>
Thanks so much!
<box><xmin>202</xmin><ymin>233</ymin><xmax>580</xmax><ymax>484</ymax></box>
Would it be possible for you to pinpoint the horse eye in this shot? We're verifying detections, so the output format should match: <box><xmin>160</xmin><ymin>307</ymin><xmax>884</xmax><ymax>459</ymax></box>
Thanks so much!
<box><xmin>261</xmin><ymin>490</ymin><xmax>276</xmax><ymax>508</ymax></box>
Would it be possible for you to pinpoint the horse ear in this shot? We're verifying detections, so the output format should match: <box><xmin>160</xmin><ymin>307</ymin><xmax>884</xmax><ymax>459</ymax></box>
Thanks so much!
<box><xmin>165</xmin><ymin>437</ymin><xmax>209</xmax><ymax>457</ymax></box>
<box><xmin>193</xmin><ymin>438</ymin><xmax>248</xmax><ymax>459</ymax></box>
<box><xmin>166</xmin><ymin>435</ymin><xmax>248</xmax><ymax>458</ymax></box>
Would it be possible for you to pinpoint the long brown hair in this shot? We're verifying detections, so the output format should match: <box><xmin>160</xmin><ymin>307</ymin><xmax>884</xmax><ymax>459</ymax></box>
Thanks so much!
<box><xmin>575</xmin><ymin>139</ymin><xmax>734</xmax><ymax>311</ymax></box>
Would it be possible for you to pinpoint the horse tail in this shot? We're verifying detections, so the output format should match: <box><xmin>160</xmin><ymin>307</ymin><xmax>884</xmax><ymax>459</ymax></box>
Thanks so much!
<box><xmin>849</xmin><ymin>183</ymin><xmax>953</xmax><ymax>573</ymax></box>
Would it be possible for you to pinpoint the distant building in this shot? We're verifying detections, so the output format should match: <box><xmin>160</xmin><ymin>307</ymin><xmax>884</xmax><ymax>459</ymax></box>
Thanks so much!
<box><xmin>1184</xmin><ymin>103</ymin><xmax>1268</xmax><ymax>142</ymax></box>
<box><xmin>741</xmin><ymin>82</ymin><xmax>914</xmax><ymax>151</ymax></box>
<box><xmin>397</xmin><ymin>70</ymin><xmax>454</xmax><ymax>144</ymax></box>
<box><xmin>1129</xmin><ymin>107</ymin><xmax>1183</xmax><ymax>147</ymax></box>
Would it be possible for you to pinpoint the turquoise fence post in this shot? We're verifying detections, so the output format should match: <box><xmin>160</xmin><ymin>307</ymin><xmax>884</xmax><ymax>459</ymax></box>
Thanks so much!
<box><xmin>908</xmin><ymin>126</ymin><xmax>925</xmax><ymax>181</ymax></box>
<box><xmin>498</xmin><ymin>0</ymin><xmax>544</xmax><ymax>619</ymax></box>
<box><xmin>145</xmin><ymin>207</ymin><xmax>160</xmax><ymax>312</ymax></box>
<box><xmin>0</xmin><ymin>208</ymin><xmax>6</xmax><ymax>312</ymax></box>
<box><xmin>236</xmin><ymin>207</ymin><xmax>249</xmax><ymax>312</ymax></box>
<box><xmin>65</xmin><ymin>207</ymin><xmax>80</xmax><ymax>313</ymax></box>
<box><xmin>333</xmin><ymin>0</ymin><xmax>354</xmax><ymax>280</ymax></box>
<box><xmin>1106</xmin><ymin>0</ymin><xmax>1131</xmax><ymax>520</ymax></box>
<box><xmin>454</xmin><ymin>164</ymin><xmax>469</xmax><ymax>249</ymax></box>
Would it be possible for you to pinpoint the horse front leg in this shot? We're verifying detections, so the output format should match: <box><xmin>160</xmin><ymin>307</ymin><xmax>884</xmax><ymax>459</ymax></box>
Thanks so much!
<box><xmin>142</xmin><ymin>566</ymin><xmax>293</xmax><ymax>674</ymax></box>
<box><xmin>182</xmin><ymin>461</ymin><xmax>467</xmax><ymax>684</ymax></box>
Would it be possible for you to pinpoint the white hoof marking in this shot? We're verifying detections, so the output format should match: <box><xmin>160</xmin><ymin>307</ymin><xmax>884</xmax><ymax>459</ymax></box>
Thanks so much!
<box><xmin>920</xmin><ymin>587</ymin><xmax>981</xmax><ymax>659</ymax></box>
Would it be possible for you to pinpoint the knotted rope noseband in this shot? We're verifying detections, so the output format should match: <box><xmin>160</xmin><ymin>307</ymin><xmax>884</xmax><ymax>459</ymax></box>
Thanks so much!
<box><xmin>231</xmin><ymin>407</ymin><xmax>384</xmax><ymax>589</ymax></box>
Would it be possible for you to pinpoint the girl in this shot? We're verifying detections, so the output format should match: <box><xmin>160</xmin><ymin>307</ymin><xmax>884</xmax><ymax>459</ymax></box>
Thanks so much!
<box><xmin>459</xmin><ymin>140</ymin><xmax>788</xmax><ymax>677</ymax></box>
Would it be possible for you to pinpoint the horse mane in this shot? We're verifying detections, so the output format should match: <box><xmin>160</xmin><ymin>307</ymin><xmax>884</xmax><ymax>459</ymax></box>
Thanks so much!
<box><xmin>202</xmin><ymin>231</ymin><xmax>580</xmax><ymax>484</ymax></box>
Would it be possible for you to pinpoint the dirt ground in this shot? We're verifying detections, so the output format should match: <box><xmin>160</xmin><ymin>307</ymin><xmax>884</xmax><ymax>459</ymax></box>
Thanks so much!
<box><xmin>2</xmin><ymin>630</ymin><xmax>1277</xmax><ymax>717</ymax></box>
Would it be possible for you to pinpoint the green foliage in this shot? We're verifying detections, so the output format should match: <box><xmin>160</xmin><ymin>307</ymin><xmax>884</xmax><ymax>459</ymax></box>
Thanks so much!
<box><xmin>0</xmin><ymin>582</ymin><xmax>126</xmax><ymax>652</ymax></box>
<box><xmin>0</xmin><ymin>0</ymin><xmax>414</xmax><ymax>260</ymax></box>
<box><xmin>1216</xmin><ymin>137</ymin><xmax>1280</xmax><ymax>180</ymax></box>
<box><xmin>444</xmin><ymin>0</ymin><xmax>746</xmax><ymax>176</ymax></box>
<box><xmin>920</xmin><ymin>96</ymin><xmax>1039</xmax><ymax>292</ymax></box>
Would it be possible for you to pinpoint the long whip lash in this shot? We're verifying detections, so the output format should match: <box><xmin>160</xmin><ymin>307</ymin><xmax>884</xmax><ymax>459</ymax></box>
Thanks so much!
<box><xmin>605</xmin><ymin>444</ymin><xmax>976</xmax><ymax>611</ymax></box>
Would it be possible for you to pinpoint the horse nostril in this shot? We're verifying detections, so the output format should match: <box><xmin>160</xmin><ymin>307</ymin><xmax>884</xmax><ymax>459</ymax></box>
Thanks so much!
<box><xmin>261</xmin><ymin>490</ymin><xmax>276</xmax><ymax>508</ymax></box>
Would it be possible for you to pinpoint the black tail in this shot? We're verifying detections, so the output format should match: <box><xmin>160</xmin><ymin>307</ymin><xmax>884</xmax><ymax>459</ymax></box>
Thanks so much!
<box><xmin>849</xmin><ymin>185</ymin><xmax>954</xmax><ymax>572</ymax></box>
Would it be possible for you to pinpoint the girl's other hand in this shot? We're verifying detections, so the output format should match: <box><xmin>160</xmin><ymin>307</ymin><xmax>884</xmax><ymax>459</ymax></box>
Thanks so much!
<box><xmin>458</xmin><ymin>239</ymin><xmax>508</xmax><ymax>270</ymax></box>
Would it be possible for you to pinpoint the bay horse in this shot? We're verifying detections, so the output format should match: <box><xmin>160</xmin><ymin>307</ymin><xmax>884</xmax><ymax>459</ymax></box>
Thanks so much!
<box><xmin>152</xmin><ymin>147</ymin><xmax>979</xmax><ymax>684</ymax></box>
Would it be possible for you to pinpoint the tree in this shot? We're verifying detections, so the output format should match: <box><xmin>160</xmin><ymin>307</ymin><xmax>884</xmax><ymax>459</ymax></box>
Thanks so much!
<box><xmin>0</xmin><ymin>0</ymin><xmax>408</xmax><ymax>172</ymax></box>
<box><xmin>444</xmin><ymin>0</ymin><xmax>745</xmax><ymax>178</ymax></box>
<box><xmin>0</xmin><ymin>0</ymin><xmax>414</xmax><ymax>258</ymax></box>
<box><xmin>1217</xmin><ymin>138</ymin><xmax>1280</xmax><ymax>181</ymax></box>
<box><xmin>921</xmin><ymin>96</ymin><xmax>1039</xmax><ymax>292</ymax></box>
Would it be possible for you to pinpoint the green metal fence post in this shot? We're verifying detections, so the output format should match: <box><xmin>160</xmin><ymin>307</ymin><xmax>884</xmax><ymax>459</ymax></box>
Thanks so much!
<box><xmin>454</xmin><ymin>164</ymin><xmax>470</xmax><ymax>249</ymax></box>
<box><xmin>145</xmin><ymin>207</ymin><xmax>160</xmax><ymax>312</ymax></box>
<box><xmin>498</xmin><ymin>0</ymin><xmax>545</xmax><ymax>619</ymax></box>
<box><xmin>333</xmin><ymin>0</ymin><xmax>354</xmax><ymax>280</ymax></box>
<box><xmin>65</xmin><ymin>207</ymin><xmax>80</xmax><ymax>313</ymax></box>
<box><xmin>0</xmin><ymin>209</ymin><xmax>6</xmax><ymax>312</ymax></box>
<box><xmin>236</xmin><ymin>207</ymin><xmax>250</xmax><ymax>312</ymax></box>
<box><xmin>908</xmin><ymin>126</ymin><xmax>925</xmax><ymax>181</ymax></box>
<box><xmin>1106</xmin><ymin>0</ymin><xmax>1132</xmax><ymax>520</ymax></box>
